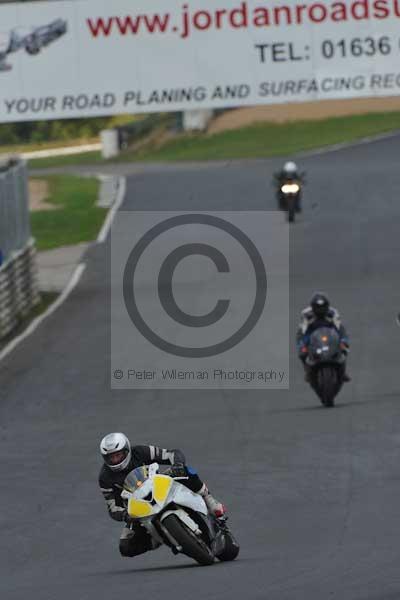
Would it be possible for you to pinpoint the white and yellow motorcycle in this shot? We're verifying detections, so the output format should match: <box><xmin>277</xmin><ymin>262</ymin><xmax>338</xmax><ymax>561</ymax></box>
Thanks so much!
<box><xmin>121</xmin><ymin>463</ymin><xmax>239</xmax><ymax>566</ymax></box>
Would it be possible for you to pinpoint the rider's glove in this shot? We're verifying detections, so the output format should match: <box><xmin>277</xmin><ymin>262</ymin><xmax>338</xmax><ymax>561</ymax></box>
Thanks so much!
<box><xmin>340</xmin><ymin>341</ymin><xmax>349</xmax><ymax>355</ymax></box>
<box><xmin>169</xmin><ymin>463</ymin><xmax>187</xmax><ymax>478</ymax></box>
<box><xmin>299</xmin><ymin>346</ymin><xmax>308</xmax><ymax>360</ymax></box>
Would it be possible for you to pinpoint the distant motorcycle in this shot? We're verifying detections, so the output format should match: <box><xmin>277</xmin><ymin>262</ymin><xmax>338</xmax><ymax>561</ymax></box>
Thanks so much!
<box><xmin>306</xmin><ymin>327</ymin><xmax>345</xmax><ymax>407</ymax></box>
<box><xmin>279</xmin><ymin>179</ymin><xmax>302</xmax><ymax>223</ymax></box>
<box><xmin>121</xmin><ymin>463</ymin><xmax>239</xmax><ymax>566</ymax></box>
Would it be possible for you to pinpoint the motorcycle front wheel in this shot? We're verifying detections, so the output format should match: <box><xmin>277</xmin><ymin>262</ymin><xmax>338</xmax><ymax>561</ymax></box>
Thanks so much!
<box><xmin>317</xmin><ymin>365</ymin><xmax>337</xmax><ymax>407</ymax></box>
<box><xmin>162</xmin><ymin>514</ymin><xmax>215</xmax><ymax>566</ymax></box>
<box><xmin>287</xmin><ymin>198</ymin><xmax>296</xmax><ymax>223</ymax></box>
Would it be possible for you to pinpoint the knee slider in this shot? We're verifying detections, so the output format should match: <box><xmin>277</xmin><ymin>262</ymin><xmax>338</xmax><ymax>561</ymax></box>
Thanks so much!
<box><xmin>119</xmin><ymin>538</ymin><xmax>138</xmax><ymax>557</ymax></box>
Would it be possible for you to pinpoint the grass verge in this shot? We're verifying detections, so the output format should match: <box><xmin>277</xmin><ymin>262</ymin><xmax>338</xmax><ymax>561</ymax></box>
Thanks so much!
<box><xmin>28</xmin><ymin>110</ymin><xmax>400</xmax><ymax>168</ymax></box>
<box><xmin>28</xmin><ymin>151</ymin><xmax>102</xmax><ymax>169</ymax></box>
<box><xmin>30</xmin><ymin>175</ymin><xmax>107</xmax><ymax>250</ymax></box>
<box><xmin>131</xmin><ymin>111</ymin><xmax>400</xmax><ymax>161</ymax></box>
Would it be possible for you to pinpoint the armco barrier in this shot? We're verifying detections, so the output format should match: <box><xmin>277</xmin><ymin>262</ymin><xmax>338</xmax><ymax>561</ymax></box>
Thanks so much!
<box><xmin>0</xmin><ymin>158</ymin><xmax>40</xmax><ymax>340</ymax></box>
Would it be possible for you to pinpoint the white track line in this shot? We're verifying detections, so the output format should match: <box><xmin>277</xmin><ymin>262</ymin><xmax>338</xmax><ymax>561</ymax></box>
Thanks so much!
<box><xmin>0</xmin><ymin>262</ymin><xmax>86</xmax><ymax>364</ymax></box>
<box><xmin>97</xmin><ymin>177</ymin><xmax>126</xmax><ymax>243</ymax></box>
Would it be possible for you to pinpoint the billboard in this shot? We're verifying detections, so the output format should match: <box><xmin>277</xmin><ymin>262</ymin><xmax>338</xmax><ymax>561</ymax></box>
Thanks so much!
<box><xmin>1</xmin><ymin>0</ymin><xmax>400</xmax><ymax>121</ymax></box>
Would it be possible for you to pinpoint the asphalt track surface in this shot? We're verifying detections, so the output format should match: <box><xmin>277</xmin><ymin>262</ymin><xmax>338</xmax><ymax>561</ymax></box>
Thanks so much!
<box><xmin>1</xmin><ymin>135</ymin><xmax>400</xmax><ymax>600</ymax></box>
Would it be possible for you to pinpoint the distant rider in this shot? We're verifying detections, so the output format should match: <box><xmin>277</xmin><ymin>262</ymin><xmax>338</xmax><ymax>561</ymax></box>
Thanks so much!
<box><xmin>98</xmin><ymin>432</ymin><xmax>227</xmax><ymax>558</ymax></box>
<box><xmin>296</xmin><ymin>292</ymin><xmax>350</xmax><ymax>382</ymax></box>
<box><xmin>274</xmin><ymin>160</ymin><xmax>305</xmax><ymax>212</ymax></box>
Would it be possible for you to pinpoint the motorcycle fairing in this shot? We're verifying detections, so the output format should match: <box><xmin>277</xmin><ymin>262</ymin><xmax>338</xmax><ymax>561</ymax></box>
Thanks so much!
<box><xmin>153</xmin><ymin>475</ymin><xmax>173</xmax><ymax>504</ymax></box>
<box><xmin>128</xmin><ymin>498</ymin><xmax>153</xmax><ymax>518</ymax></box>
<box><xmin>168</xmin><ymin>484</ymin><xmax>208</xmax><ymax>516</ymax></box>
<box><xmin>125</xmin><ymin>465</ymin><xmax>208</xmax><ymax>519</ymax></box>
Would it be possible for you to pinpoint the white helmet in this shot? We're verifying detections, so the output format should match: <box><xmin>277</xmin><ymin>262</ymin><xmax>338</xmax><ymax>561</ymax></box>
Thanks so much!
<box><xmin>100</xmin><ymin>432</ymin><xmax>132</xmax><ymax>472</ymax></box>
<box><xmin>283</xmin><ymin>161</ymin><xmax>298</xmax><ymax>175</ymax></box>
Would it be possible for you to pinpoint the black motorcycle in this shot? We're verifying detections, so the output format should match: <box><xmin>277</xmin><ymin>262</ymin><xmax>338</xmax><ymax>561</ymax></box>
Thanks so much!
<box><xmin>306</xmin><ymin>327</ymin><xmax>345</xmax><ymax>407</ymax></box>
<box><xmin>276</xmin><ymin>178</ymin><xmax>303</xmax><ymax>223</ymax></box>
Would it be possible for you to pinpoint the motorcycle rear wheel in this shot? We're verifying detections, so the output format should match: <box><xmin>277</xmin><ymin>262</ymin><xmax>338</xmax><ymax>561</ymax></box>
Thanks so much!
<box><xmin>162</xmin><ymin>514</ymin><xmax>215</xmax><ymax>566</ymax></box>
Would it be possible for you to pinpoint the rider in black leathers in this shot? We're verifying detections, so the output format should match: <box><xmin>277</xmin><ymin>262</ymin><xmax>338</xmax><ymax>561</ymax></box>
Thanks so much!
<box><xmin>296</xmin><ymin>292</ymin><xmax>350</xmax><ymax>382</ymax></box>
<box><xmin>98</xmin><ymin>433</ymin><xmax>226</xmax><ymax>557</ymax></box>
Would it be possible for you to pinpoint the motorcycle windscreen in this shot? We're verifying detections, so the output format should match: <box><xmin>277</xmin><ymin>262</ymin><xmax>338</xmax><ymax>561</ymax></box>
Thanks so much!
<box><xmin>123</xmin><ymin>466</ymin><xmax>149</xmax><ymax>493</ymax></box>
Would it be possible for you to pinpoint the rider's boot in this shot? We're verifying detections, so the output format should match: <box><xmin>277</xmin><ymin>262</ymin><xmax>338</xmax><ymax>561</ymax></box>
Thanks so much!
<box><xmin>342</xmin><ymin>369</ymin><xmax>351</xmax><ymax>382</ymax></box>
<box><xmin>301</xmin><ymin>359</ymin><xmax>311</xmax><ymax>382</ymax></box>
<box><xmin>339</xmin><ymin>362</ymin><xmax>351</xmax><ymax>382</ymax></box>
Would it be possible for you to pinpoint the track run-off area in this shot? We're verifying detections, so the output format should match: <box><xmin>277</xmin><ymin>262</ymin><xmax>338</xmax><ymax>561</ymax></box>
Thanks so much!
<box><xmin>1</xmin><ymin>134</ymin><xmax>400</xmax><ymax>600</ymax></box>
